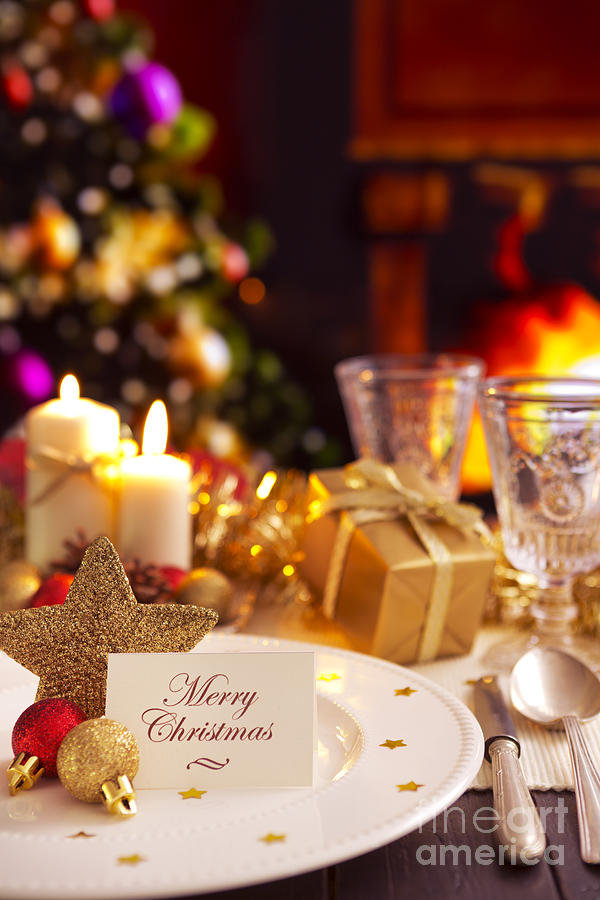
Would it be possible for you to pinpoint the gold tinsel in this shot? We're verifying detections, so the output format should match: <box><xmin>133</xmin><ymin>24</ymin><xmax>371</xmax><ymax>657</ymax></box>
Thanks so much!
<box><xmin>190</xmin><ymin>464</ymin><xmax>314</xmax><ymax>612</ymax></box>
<box><xmin>0</xmin><ymin>536</ymin><xmax>218</xmax><ymax>718</ymax></box>
<box><xmin>487</xmin><ymin>527</ymin><xmax>600</xmax><ymax>637</ymax></box>
<box><xmin>486</xmin><ymin>547</ymin><xmax>537</xmax><ymax>626</ymax></box>
<box><xmin>574</xmin><ymin>571</ymin><xmax>600</xmax><ymax>637</ymax></box>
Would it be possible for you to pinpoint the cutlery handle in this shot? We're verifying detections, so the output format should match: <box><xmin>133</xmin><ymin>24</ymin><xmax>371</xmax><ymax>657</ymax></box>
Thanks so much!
<box><xmin>563</xmin><ymin>715</ymin><xmax>600</xmax><ymax>864</ymax></box>
<box><xmin>489</xmin><ymin>737</ymin><xmax>546</xmax><ymax>861</ymax></box>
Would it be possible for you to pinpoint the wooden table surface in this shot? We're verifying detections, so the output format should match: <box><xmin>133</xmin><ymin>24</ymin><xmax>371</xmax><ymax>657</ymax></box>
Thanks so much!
<box><xmin>190</xmin><ymin>789</ymin><xmax>600</xmax><ymax>900</ymax></box>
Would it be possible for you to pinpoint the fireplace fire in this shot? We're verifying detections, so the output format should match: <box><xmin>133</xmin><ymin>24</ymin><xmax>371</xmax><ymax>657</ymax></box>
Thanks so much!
<box><xmin>461</xmin><ymin>283</ymin><xmax>600</xmax><ymax>493</ymax></box>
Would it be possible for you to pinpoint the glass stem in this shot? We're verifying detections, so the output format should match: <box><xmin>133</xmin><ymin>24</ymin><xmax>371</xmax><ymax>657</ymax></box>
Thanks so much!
<box><xmin>530</xmin><ymin>579</ymin><xmax>578</xmax><ymax>638</ymax></box>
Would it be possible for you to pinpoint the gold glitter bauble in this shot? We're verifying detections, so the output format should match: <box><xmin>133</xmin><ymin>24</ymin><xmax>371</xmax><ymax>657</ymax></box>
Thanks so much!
<box><xmin>176</xmin><ymin>567</ymin><xmax>233</xmax><ymax>617</ymax></box>
<box><xmin>0</xmin><ymin>536</ymin><xmax>218</xmax><ymax>718</ymax></box>
<box><xmin>0</xmin><ymin>560</ymin><xmax>40</xmax><ymax>611</ymax></box>
<box><xmin>57</xmin><ymin>718</ymin><xmax>139</xmax><ymax>804</ymax></box>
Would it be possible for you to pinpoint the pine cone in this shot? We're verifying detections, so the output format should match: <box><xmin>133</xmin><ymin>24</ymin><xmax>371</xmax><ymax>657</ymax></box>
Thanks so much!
<box><xmin>49</xmin><ymin>530</ymin><xmax>90</xmax><ymax>574</ymax></box>
<box><xmin>51</xmin><ymin>534</ymin><xmax>176</xmax><ymax>604</ymax></box>
<box><xmin>124</xmin><ymin>559</ymin><xmax>174</xmax><ymax>604</ymax></box>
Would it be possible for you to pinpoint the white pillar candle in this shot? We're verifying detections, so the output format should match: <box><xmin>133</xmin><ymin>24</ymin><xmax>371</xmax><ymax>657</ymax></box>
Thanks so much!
<box><xmin>26</xmin><ymin>375</ymin><xmax>121</xmax><ymax>572</ymax></box>
<box><xmin>117</xmin><ymin>400</ymin><xmax>191</xmax><ymax>569</ymax></box>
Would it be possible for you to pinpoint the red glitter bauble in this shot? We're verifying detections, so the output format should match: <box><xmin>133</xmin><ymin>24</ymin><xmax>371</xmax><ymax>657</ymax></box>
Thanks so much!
<box><xmin>12</xmin><ymin>698</ymin><xmax>86</xmax><ymax>777</ymax></box>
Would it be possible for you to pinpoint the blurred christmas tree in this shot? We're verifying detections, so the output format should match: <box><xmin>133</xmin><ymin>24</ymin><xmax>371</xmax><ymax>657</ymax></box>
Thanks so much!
<box><xmin>0</xmin><ymin>0</ymin><xmax>325</xmax><ymax>465</ymax></box>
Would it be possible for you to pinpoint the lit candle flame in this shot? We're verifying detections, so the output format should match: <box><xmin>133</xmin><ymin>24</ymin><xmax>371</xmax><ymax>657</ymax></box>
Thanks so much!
<box><xmin>142</xmin><ymin>400</ymin><xmax>168</xmax><ymax>455</ymax></box>
<box><xmin>59</xmin><ymin>374</ymin><xmax>80</xmax><ymax>404</ymax></box>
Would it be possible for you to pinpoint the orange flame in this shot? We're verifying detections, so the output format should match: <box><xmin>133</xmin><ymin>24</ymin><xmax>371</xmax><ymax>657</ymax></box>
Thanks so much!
<box><xmin>59</xmin><ymin>374</ymin><xmax>79</xmax><ymax>404</ymax></box>
<box><xmin>461</xmin><ymin>285</ymin><xmax>600</xmax><ymax>493</ymax></box>
<box><xmin>142</xmin><ymin>400</ymin><xmax>168</xmax><ymax>456</ymax></box>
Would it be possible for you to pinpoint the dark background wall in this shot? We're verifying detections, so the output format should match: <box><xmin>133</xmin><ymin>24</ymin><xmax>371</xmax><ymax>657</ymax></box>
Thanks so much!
<box><xmin>120</xmin><ymin>0</ymin><xmax>600</xmax><ymax>480</ymax></box>
<box><xmin>122</xmin><ymin>0</ymin><xmax>366</xmax><ymax>458</ymax></box>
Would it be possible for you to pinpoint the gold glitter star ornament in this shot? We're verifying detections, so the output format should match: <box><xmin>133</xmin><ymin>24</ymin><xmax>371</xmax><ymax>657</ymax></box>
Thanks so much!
<box><xmin>0</xmin><ymin>536</ymin><xmax>218</xmax><ymax>718</ymax></box>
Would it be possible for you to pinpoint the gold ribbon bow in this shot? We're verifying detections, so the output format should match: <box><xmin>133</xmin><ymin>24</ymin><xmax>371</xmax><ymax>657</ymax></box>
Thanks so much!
<box><xmin>308</xmin><ymin>458</ymin><xmax>490</xmax><ymax>662</ymax></box>
<box><xmin>27</xmin><ymin>445</ymin><xmax>121</xmax><ymax>506</ymax></box>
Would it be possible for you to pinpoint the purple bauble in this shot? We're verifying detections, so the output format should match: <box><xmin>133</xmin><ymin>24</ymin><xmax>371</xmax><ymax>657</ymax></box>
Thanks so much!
<box><xmin>110</xmin><ymin>62</ymin><xmax>183</xmax><ymax>139</ymax></box>
<box><xmin>12</xmin><ymin>349</ymin><xmax>54</xmax><ymax>402</ymax></box>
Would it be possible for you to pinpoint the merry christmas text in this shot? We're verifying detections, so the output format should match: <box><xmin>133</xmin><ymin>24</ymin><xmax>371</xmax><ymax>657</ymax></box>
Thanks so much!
<box><xmin>141</xmin><ymin>670</ymin><xmax>273</xmax><ymax>744</ymax></box>
<box><xmin>162</xmin><ymin>671</ymin><xmax>259</xmax><ymax>719</ymax></box>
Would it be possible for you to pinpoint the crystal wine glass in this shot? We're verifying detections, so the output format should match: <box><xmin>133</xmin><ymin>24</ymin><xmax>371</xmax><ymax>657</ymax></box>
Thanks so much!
<box><xmin>335</xmin><ymin>354</ymin><xmax>485</xmax><ymax>501</ymax></box>
<box><xmin>479</xmin><ymin>376</ymin><xmax>600</xmax><ymax>670</ymax></box>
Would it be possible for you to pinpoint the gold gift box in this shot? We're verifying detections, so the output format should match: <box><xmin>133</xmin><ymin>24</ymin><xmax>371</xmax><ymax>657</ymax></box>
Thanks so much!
<box><xmin>300</xmin><ymin>467</ymin><xmax>496</xmax><ymax>665</ymax></box>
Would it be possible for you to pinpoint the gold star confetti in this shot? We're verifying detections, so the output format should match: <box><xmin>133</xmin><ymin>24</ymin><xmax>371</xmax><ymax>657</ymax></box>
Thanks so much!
<box><xmin>179</xmin><ymin>788</ymin><xmax>207</xmax><ymax>800</ymax></box>
<box><xmin>67</xmin><ymin>831</ymin><xmax>95</xmax><ymax>839</ymax></box>
<box><xmin>379</xmin><ymin>739</ymin><xmax>407</xmax><ymax>749</ymax></box>
<box><xmin>464</xmin><ymin>679</ymin><xmax>478</xmax><ymax>686</ymax></box>
<box><xmin>395</xmin><ymin>687</ymin><xmax>417</xmax><ymax>696</ymax></box>
<box><xmin>117</xmin><ymin>854</ymin><xmax>145</xmax><ymax>866</ymax></box>
<box><xmin>259</xmin><ymin>833</ymin><xmax>286</xmax><ymax>844</ymax></box>
<box><xmin>317</xmin><ymin>672</ymin><xmax>341</xmax><ymax>682</ymax></box>
<box><xmin>397</xmin><ymin>781</ymin><xmax>424</xmax><ymax>792</ymax></box>
<box><xmin>0</xmin><ymin>537</ymin><xmax>218</xmax><ymax>718</ymax></box>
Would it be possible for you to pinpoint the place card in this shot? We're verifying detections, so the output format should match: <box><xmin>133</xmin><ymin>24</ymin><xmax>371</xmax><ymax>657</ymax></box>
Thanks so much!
<box><xmin>105</xmin><ymin>651</ymin><xmax>315</xmax><ymax>788</ymax></box>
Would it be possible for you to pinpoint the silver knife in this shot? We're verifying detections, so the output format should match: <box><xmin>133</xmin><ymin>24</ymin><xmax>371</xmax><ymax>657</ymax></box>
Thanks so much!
<box><xmin>474</xmin><ymin>675</ymin><xmax>546</xmax><ymax>861</ymax></box>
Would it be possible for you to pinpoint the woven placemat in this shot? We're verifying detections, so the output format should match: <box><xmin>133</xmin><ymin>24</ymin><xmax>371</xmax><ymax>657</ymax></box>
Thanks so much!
<box><xmin>411</xmin><ymin>626</ymin><xmax>600</xmax><ymax>790</ymax></box>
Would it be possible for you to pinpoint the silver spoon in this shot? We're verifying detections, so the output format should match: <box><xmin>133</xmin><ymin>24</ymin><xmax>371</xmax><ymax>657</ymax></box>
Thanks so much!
<box><xmin>511</xmin><ymin>647</ymin><xmax>600</xmax><ymax>864</ymax></box>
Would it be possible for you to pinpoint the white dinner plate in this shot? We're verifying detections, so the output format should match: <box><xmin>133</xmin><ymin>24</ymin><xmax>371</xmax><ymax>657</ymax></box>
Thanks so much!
<box><xmin>0</xmin><ymin>633</ymin><xmax>483</xmax><ymax>898</ymax></box>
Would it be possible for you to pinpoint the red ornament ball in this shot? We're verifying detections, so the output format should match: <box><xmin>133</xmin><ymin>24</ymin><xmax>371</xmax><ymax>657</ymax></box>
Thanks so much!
<box><xmin>159</xmin><ymin>565</ymin><xmax>188</xmax><ymax>592</ymax></box>
<box><xmin>30</xmin><ymin>572</ymin><xmax>74</xmax><ymax>607</ymax></box>
<box><xmin>3</xmin><ymin>66</ymin><xmax>32</xmax><ymax>109</ymax></box>
<box><xmin>12</xmin><ymin>698</ymin><xmax>86</xmax><ymax>777</ymax></box>
<box><xmin>83</xmin><ymin>0</ymin><xmax>115</xmax><ymax>21</ymax></box>
<box><xmin>221</xmin><ymin>242</ymin><xmax>249</xmax><ymax>283</ymax></box>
